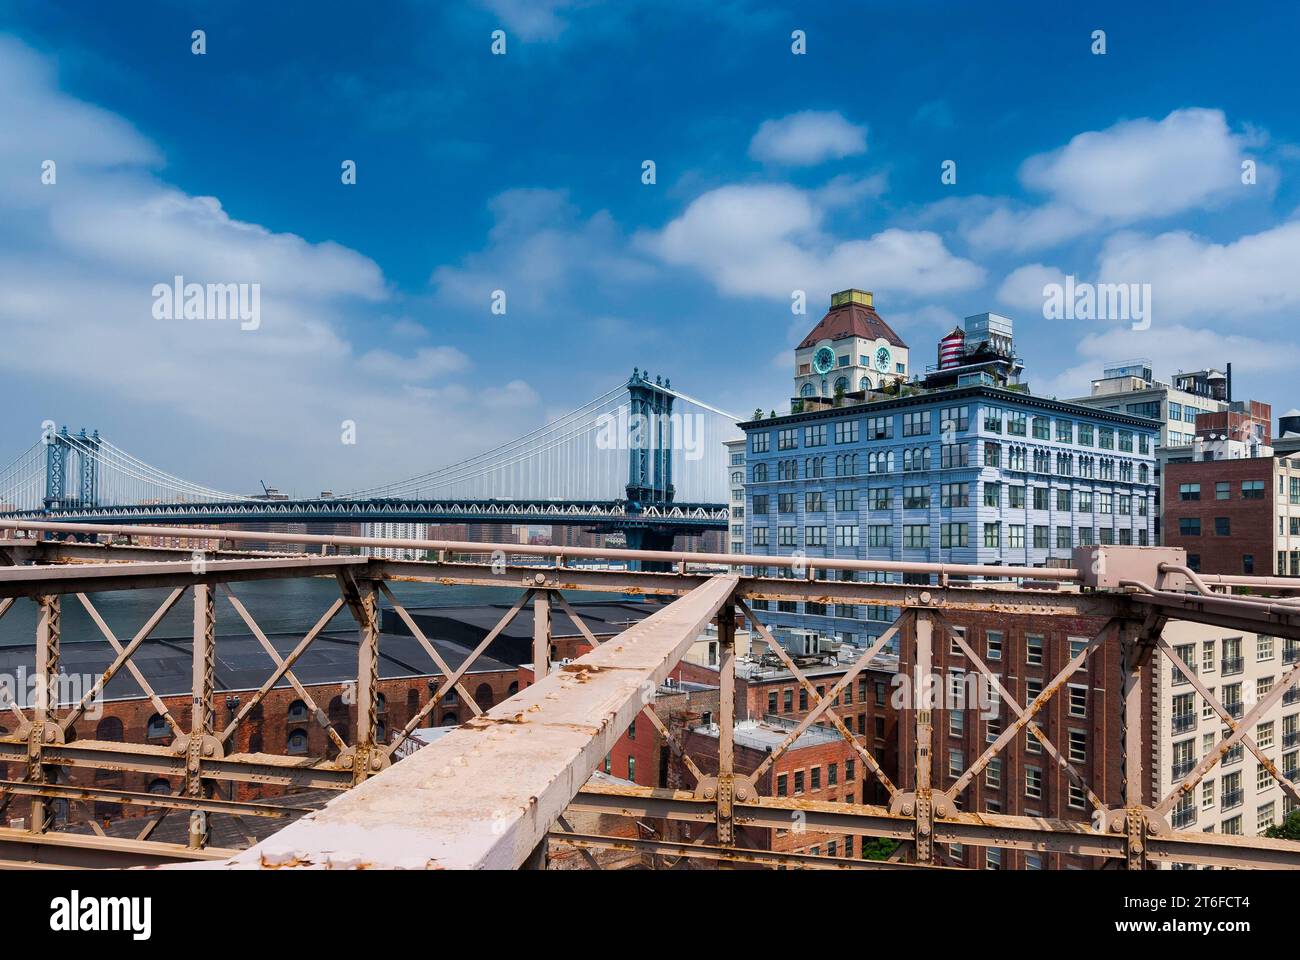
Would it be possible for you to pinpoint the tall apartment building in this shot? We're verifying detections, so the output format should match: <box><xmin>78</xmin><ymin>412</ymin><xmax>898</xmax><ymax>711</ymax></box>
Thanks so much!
<box><xmin>725</xmin><ymin>438</ymin><xmax>745</xmax><ymax>554</ymax></box>
<box><xmin>741</xmin><ymin>380</ymin><xmax>1159</xmax><ymax>646</ymax></box>
<box><xmin>1156</xmin><ymin>621</ymin><xmax>1300</xmax><ymax>845</ymax></box>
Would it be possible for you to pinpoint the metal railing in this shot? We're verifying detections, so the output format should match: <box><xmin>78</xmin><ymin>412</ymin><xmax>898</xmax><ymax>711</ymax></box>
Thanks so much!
<box><xmin>1</xmin><ymin>519</ymin><xmax>1299</xmax><ymax>871</ymax></box>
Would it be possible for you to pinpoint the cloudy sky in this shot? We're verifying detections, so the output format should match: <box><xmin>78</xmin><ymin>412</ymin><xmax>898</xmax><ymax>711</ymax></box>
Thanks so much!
<box><xmin>1</xmin><ymin>1</ymin><xmax>1298</xmax><ymax>495</ymax></box>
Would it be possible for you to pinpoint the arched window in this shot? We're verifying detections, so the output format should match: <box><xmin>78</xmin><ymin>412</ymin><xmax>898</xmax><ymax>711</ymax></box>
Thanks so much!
<box><xmin>800</xmin><ymin>382</ymin><xmax>815</xmax><ymax>397</ymax></box>
<box><xmin>148</xmin><ymin>778</ymin><xmax>171</xmax><ymax>795</ymax></box>
<box><xmin>834</xmin><ymin>376</ymin><xmax>848</xmax><ymax>394</ymax></box>
<box><xmin>96</xmin><ymin>717</ymin><xmax>124</xmax><ymax>742</ymax></box>
<box><xmin>376</xmin><ymin>693</ymin><xmax>387</xmax><ymax>715</ymax></box>
<box><xmin>287</xmin><ymin>699</ymin><xmax>309</xmax><ymax>722</ymax></box>
<box><xmin>440</xmin><ymin>712</ymin><xmax>459</xmax><ymax>727</ymax></box>
<box><xmin>376</xmin><ymin>721</ymin><xmax>386</xmax><ymax>744</ymax></box>
<box><xmin>286</xmin><ymin>729</ymin><xmax>309</xmax><ymax>754</ymax></box>
<box><xmin>507</xmin><ymin>680</ymin><xmax>520</xmax><ymax>697</ymax></box>
<box><xmin>406</xmin><ymin>688</ymin><xmax>420</xmax><ymax>715</ymax></box>
<box><xmin>753</xmin><ymin>463</ymin><xmax>768</xmax><ymax>483</ymax></box>
<box><xmin>248</xmin><ymin>732</ymin><xmax>263</xmax><ymax>754</ymax></box>
<box><xmin>146</xmin><ymin>714</ymin><xmax>169</xmax><ymax>739</ymax></box>
<box><xmin>474</xmin><ymin>683</ymin><xmax>494</xmax><ymax>710</ymax></box>
<box><xmin>859</xmin><ymin>376</ymin><xmax>870</xmax><ymax>391</ymax></box>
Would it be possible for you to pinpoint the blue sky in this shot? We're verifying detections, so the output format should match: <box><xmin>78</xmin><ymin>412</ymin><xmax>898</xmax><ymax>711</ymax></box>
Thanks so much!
<box><xmin>1</xmin><ymin>1</ymin><xmax>1298</xmax><ymax>494</ymax></box>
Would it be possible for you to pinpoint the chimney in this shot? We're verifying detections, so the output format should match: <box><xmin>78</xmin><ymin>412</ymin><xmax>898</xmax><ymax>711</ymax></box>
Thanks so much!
<box><xmin>1226</xmin><ymin>362</ymin><xmax>1233</xmax><ymax>404</ymax></box>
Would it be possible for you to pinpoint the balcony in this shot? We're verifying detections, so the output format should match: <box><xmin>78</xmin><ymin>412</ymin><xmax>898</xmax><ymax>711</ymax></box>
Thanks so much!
<box><xmin>1223</xmin><ymin>701</ymin><xmax>1244</xmax><ymax>720</ymax></box>
<box><xmin>1170</xmin><ymin>759</ymin><xmax>1196</xmax><ymax>780</ymax></box>
<box><xmin>1221</xmin><ymin>788</ymin><xmax>1244</xmax><ymax>811</ymax></box>
<box><xmin>1171</xmin><ymin>805</ymin><xmax>1198</xmax><ymax>830</ymax></box>
<box><xmin>1284</xmin><ymin>731</ymin><xmax>1300</xmax><ymax>749</ymax></box>
<box><xmin>1222</xmin><ymin>744</ymin><xmax>1244</xmax><ymax>765</ymax></box>
<box><xmin>1285</xmin><ymin>686</ymin><xmax>1300</xmax><ymax>706</ymax></box>
<box><xmin>1171</xmin><ymin>665</ymin><xmax>1195</xmax><ymax>686</ymax></box>
<box><xmin>1221</xmin><ymin>656</ymin><xmax>1244</xmax><ymax>676</ymax></box>
<box><xmin>1285</xmin><ymin>767</ymin><xmax>1300</xmax><ymax>783</ymax></box>
<box><xmin>1284</xmin><ymin>646</ymin><xmax>1300</xmax><ymax>666</ymax></box>
<box><xmin>1171</xmin><ymin>713</ymin><xmax>1197</xmax><ymax>734</ymax></box>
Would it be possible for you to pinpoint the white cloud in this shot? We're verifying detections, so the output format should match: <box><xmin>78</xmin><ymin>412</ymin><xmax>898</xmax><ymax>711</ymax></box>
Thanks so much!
<box><xmin>996</xmin><ymin>263</ymin><xmax>1068</xmax><ymax>315</ymax></box>
<box><xmin>749</xmin><ymin>111</ymin><xmax>867</xmax><ymax>166</ymax></box>
<box><xmin>479</xmin><ymin>0</ymin><xmax>579</xmax><ymax>41</ymax></box>
<box><xmin>964</xmin><ymin>109</ymin><xmax>1261</xmax><ymax>252</ymax></box>
<box><xmin>1097</xmin><ymin>221</ymin><xmax>1300</xmax><ymax>323</ymax></box>
<box><xmin>1022</xmin><ymin>108</ymin><xmax>1247</xmax><ymax>220</ymax></box>
<box><xmin>358</xmin><ymin>346</ymin><xmax>470</xmax><ymax>381</ymax></box>
<box><xmin>1035</xmin><ymin>325</ymin><xmax>1300</xmax><ymax>401</ymax></box>
<box><xmin>0</xmin><ymin>35</ymin><xmax>542</xmax><ymax>492</ymax></box>
<box><xmin>641</xmin><ymin>183</ymin><xmax>983</xmax><ymax>302</ymax></box>
<box><xmin>432</xmin><ymin>187</ymin><xmax>652</xmax><ymax>311</ymax></box>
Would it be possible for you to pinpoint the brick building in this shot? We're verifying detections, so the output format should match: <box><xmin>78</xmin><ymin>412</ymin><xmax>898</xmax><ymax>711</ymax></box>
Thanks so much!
<box><xmin>895</xmin><ymin>609</ymin><xmax>1153</xmax><ymax>869</ymax></box>
<box><xmin>672</xmin><ymin>717</ymin><xmax>870</xmax><ymax>859</ymax></box>
<box><xmin>1162</xmin><ymin>437</ymin><xmax>1300</xmax><ymax>576</ymax></box>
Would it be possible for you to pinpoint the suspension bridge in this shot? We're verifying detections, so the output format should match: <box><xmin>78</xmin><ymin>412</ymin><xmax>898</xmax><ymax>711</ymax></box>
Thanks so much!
<box><xmin>0</xmin><ymin>371</ymin><xmax>741</xmax><ymax>548</ymax></box>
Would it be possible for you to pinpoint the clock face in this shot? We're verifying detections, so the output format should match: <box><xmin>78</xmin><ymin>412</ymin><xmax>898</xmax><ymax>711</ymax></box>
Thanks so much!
<box><xmin>874</xmin><ymin>346</ymin><xmax>892</xmax><ymax>372</ymax></box>
<box><xmin>813</xmin><ymin>346</ymin><xmax>836</xmax><ymax>374</ymax></box>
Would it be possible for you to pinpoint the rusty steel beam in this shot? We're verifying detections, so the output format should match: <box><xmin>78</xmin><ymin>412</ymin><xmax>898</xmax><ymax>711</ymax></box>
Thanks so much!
<box><xmin>0</xmin><ymin>517</ymin><xmax>1084</xmax><ymax>582</ymax></box>
<box><xmin>0</xmin><ymin>825</ymin><xmax>235</xmax><ymax>868</ymax></box>
<box><xmin>0</xmin><ymin>555</ymin><xmax>369</xmax><ymax>598</ymax></box>
<box><xmin>187</xmin><ymin>575</ymin><xmax>740</xmax><ymax>869</ymax></box>
<box><xmin>548</xmin><ymin>831</ymin><xmax>933</xmax><ymax>870</ymax></box>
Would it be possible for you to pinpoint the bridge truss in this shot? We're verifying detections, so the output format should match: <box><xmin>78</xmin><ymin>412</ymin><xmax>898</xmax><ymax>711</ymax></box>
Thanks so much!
<box><xmin>0</xmin><ymin>518</ymin><xmax>1298</xmax><ymax>870</ymax></box>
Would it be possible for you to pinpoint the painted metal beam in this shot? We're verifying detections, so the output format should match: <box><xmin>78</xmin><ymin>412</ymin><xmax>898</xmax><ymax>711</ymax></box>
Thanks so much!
<box><xmin>190</xmin><ymin>575</ymin><xmax>740</xmax><ymax>870</ymax></box>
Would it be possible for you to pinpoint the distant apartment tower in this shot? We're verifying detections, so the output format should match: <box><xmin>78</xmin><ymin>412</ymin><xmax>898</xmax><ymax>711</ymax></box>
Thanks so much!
<box><xmin>1156</xmin><ymin>621</ymin><xmax>1300</xmax><ymax>843</ymax></box>
<box><xmin>725</xmin><ymin>438</ymin><xmax>745</xmax><ymax>554</ymax></box>
<box><xmin>360</xmin><ymin>521</ymin><xmax>430</xmax><ymax>560</ymax></box>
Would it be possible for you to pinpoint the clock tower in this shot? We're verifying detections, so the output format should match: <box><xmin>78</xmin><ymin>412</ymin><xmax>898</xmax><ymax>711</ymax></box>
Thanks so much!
<box><xmin>793</xmin><ymin>289</ymin><xmax>910</xmax><ymax>400</ymax></box>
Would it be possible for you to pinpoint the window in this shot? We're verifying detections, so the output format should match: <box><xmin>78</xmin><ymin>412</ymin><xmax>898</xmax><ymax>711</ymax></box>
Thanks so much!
<box><xmin>835</xmin><ymin>525</ymin><xmax>859</xmax><ymax>547</ymax></box>
<box><xmin>146</xmin><ymin>714</ymin><xmax>170</xmax><ymax>739</ymax></box>
<box><xmin>868</xmin><ymin>525</ymin><xmax>891</xmax><ymax>547</ymax></box>
<box><xmin>805</xmin><ymin>526</ymin><xmax>826</xmax><ymax>546</ymax></box>
<box><xmin>1215</xmin><ymin>517</ymin><xmax>1230</xmax><ymax>536</ymax></box>
<box><xmin>1068</xmin><ymin>729</ymin><xmax>1087</xmax><ymax>764</ymax></box>
<box><xmin>835</xmin><ymin>488</ymin><xmax>856</xmax><ymax>512</ymax></box>
<box><xmin>868</xmin><ymin>487</ymin><xmax>891</xmax><ymax>510</ymax></box>
<box><xmin>940</xmin><ymin>482</ymin><xmax>969</xmax><ymax>507</ymax></box>
<box><xmin>984</xmin><ymin>482</ymin><xmax>1000</xmax><ymax>507</ymax></box>
<box><xmin>987</xmin><ymin>757</ymin><xmax>1002</xmax><ymax>788</ymax></box>
<box><xmin>1068</xmin><ymin>684</ymin><xmax>1087</xmax><ymax>718</ymax></box>
<box><xmin>1008</xmin><ymin>524</ymin><xmax>1025</xmax><ymax>549</ymax></box>
<box><xmin>941</xmin><ymin>405</ymin><xmax>969</xmax><ymax>432</ymax></box>
<box><xmin>805</xmin><ymin>424</ymin><xmax>827</xmax><ymax>447</ymax></box>
<box><xmin>805</xmin><ymin>491</ymin><xmax>825</xmax><ymax>512</ymax></box>
<box><xmin>904</xmin><ymin>484</ymin><xmax>929</xmax><ymax>509</ymax></box>
<box><xmin>751</xmin><ymin>527</ymin><xmax>768</xmax><ymax>547</ymax></box>
<box><xmin>835</xmin><ymin>420</ymin><xmax>859</xmax><ymax>444</ymax></box>
<box><xmin>1025</xmin><ymin>766</ymin><xmax>1042</xmax><ymax>799</ymax></box>
<box><xmin>777</xmin><ymin>773</ymin><xmax>788</xmax><ymax>797</ymax></box>
<box><xmin>1056</xmin><ymin>526</ymin><xmax>1072</xmax><ymax>549</ymax></box>
<box><xmin>1026</xmin><ymin>635</ymin><xmax>1043</xmax><ymax>666</ymax></box>
<box><xmin>1056</xmin><ymin>420</ymin><xmax>1073</xmax><ymax>443</ymax></box>
<box><xmin>1243</xmin><ymin>480</ymin><xmax>1265</xmax><ymax>499</ymax></box>
<box><xmin>1032</xmin><ymin>416</ymin><xmax>1050</xmax><ymax>440</ymax></box>
<box><xmin>940</xmin><ymin>523</ymin><xmax>968</xmax><ymax>548</ymax></box>
<box><xmin>948</xmin><ymin>749</ymin><xmax>964</xmax><ymax>778</ymax></box>
<box><xmin>867</xmin><ymin>416</ymin><xmax>892</xmax><ymax>439</ymax></box>
<box><xmin>987</xmin><ymin>631</ymin><xmax>1003</xmax><ymax>661</ymax></box>
<box><xmin>903</xmin><ymin>525</ymin><xmax>929</xmax><ymax>548</ymax></box>
<box><xmin>1008</xmin><ymin>485</ymin><xmax>1025</xmax><ymax>509</ymax></box>
<box><xmin>903</xmin><ymin>411</ymin><xmax>932</xmax><ymax>436</ymax></box>
<box><xmin>794</xmin><ymin>770</ymin><xmax>805</xmax><ymax>794</ymax></box>
<box><xmin>810</xmin><ymin>766</ymin><xmax>821</xmax><ymax>790</ymax></box>
<box><xmin>983</xmin><ymin>523</ymin><xmax>1001</xmax><ymax>548</ymax></box>
<box><xmin>1179</xmin><ymin>518</ymin><xmax>1202</xmax><ymax>536</ymax></box>
<box><xmin>1257</xmin><ymin>635</ymin><xmax>1274</xmax><ymax>661</ymax></box>
<box><xmin>751</xmin><ymin>433</ymin><xmax>769</xmax><ymax>453</ymax></box>
<box><xmin>984</xmin><ymin>442</ymin><xmax>1001</xmax><ymax>467</ymax></box>
<box><xmin>287</xmin><ymin>729</ymin><xmax>309</xmax><ymax>754</ymax></box>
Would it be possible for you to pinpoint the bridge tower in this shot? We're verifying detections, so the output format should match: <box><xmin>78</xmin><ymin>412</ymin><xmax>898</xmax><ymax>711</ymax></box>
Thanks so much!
<box><xmin>43</xmin><ymin>426</ymin><xmax>100</xmax><ymax>510</ymax></box>
<box><xmin>625</xmin><ymin>369</ymin><xmax>676</xmax><ymax>507</ymax></box>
